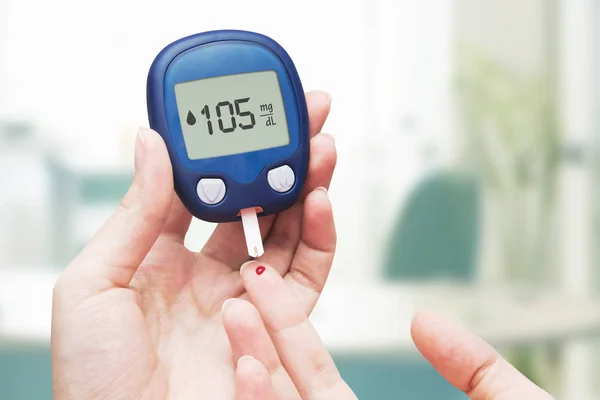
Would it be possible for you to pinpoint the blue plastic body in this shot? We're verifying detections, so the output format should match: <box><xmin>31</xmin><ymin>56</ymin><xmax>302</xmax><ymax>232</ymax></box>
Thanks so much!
<box><xmin>147</xmin><ymin>30</ymin><xmax>309</xmax><ymax>223</ymax></box>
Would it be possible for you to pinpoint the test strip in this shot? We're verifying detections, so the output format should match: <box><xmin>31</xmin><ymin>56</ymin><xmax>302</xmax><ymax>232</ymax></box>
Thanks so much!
<box><xmin>240</xmin><ymin>208</ymin><xmax>264</xmax><ymax>258</ymax></box>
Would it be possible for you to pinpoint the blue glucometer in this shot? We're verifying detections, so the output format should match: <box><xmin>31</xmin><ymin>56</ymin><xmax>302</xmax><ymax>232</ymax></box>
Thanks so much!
<box><xmin>147</xmin><ymin>30</ymin><xmax>309</xmax><ymax>223</ymax></box>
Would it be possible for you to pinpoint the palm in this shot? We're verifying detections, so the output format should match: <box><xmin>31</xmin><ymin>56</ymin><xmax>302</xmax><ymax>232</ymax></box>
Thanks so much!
<box><xmin>120</xmin><ymin>222</ymin><xmax>260</xmax><ymax>400</ymax></box>
<box><xmin>99</xmin><ymin>192</ymin><xmax>330</xmax><ymax>398</ymax></box>
<box><xmin>51</xmin><ymin>92</ymin><xmax>335</xmax><ymax>400</ymax></box>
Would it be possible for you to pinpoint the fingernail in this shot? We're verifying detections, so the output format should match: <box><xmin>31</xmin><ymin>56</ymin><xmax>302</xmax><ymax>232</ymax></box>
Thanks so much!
<box><xmin>135</xmin><ymin>128</ymin><xmax>147</xmax><ymax>172</ymax></box>
<box><xmin>255</xmin><ymin>266</ymin><xmax>266</xmax><ymax>275</ymax></box>
<box><xmin>240</xmin><ymin>261</ymin><xmax>254</xmax><ymax>275</ymax></box>
<box><xmin>238</xmin><ymin>355</ymin><xmax>256</xmax><ymax>367</ymax></box>
<box><xmin>221</xmin><ymin>298</ymin><xmax>239</xmax><ymax>314</ymax></box>
<box><xmin>315</xmin><ymin>186</ymin><xmax>328</xmax><ymax>197</ymax></box>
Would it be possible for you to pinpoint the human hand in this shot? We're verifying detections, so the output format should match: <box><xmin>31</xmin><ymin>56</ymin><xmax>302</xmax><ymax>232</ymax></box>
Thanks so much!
<box><xmin>223</xmin><ymin>261</ymin><xmax>556</xmax><ymax>400</ymax></box>
<box><xmin>410</xmin><ymin>311</ymin><xmax>555</xmax><ymax>399</ymax></box>
<box><xmin>51</xmin><ymin>91</ymin><xmax>337</xmax><ymax>400</ymax></box>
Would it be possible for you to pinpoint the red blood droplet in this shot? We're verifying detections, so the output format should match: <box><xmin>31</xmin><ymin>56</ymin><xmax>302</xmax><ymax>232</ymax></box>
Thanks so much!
<box><xmin>256</xmin><ymin>266</ymin><xmax>266</xmax><ymax>275</ymax></box>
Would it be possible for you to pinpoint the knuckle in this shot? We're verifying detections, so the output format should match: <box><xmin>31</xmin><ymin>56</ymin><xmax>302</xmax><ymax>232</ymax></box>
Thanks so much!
<box><xmin>236</xmin><ymin>311</ymin><xmax>263</xmax><ymax>333</ymax></box>
<box><xmin>297</xmin><ymin>356</ymin><xmax>342</xmax><ymax>399</ymax></box>
<box><xmin>272</xmin><ymin>313</ymin><xmax>308</xmax><ymax>336</ymax></box>
<box><xmin>467</xmin><ymin>353</ymin><xmax>499</xmax><ymax>395</ymax></box>
<box><xmin>142</xmin><ymin>202</ymin><xmax>168</xmax><ymax>225</ymax></box>
<box><xmin>313</xmin><ymin>357</ymin><xmax>338</xmax><ymax>381</ymax></box>
<box><xmin>268</xmin><ymin>230</ymin><xmax>298</xmax><ymax>253</ymax></box>
<box><xmin>225</xmin><ymin>301</ymin><xmax>261</xmax><ymax>330</ymax></box>
<box><xmin>118</xmin><ymin>187</ymin><xmax>137</xmax><ymax>212</ymax></box>
<box><xmin>267</xmin><ymin>362</ymin><xmax>286</xmax><ymax>378</ymax></box>
<box><xmin>287</xmin><ymin>268</ymin><xmax>322</xmax><ymax>296</ymax></box>
<box><xmin>119</xmin><ymin>187</ymin><xmax>168</xmax><ymax>226</ymax></box>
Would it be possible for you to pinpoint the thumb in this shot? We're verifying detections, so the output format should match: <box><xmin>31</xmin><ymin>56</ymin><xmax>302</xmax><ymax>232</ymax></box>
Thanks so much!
<box><xmin>60</xmin><ymin>128</ymin><xmax>174</xmax><ymax>291</ymax></box>
<box><xmin>411</xmin><ymin>311</ymin><xmax>555</xmax><ymax>400</ymax></box>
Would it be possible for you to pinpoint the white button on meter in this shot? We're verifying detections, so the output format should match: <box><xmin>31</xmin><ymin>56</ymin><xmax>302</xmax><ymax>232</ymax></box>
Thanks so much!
<box><xmin>197</xmin><ymin>178</ymin><xmax>226</xmax><ymax>205</ymax></box>
<box><xmin>267</xmin><ymin>165</ymin><xmax>295</xmax><ymax>193</ymax></box>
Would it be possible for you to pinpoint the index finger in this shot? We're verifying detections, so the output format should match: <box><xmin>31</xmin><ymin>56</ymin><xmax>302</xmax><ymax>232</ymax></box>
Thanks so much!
<box><xmin>236</xmin><ymin>356</ymin><xmax>279</xmax><ymax>400</ymax></box>
<box><xmin>240</xmin><ymin>261</ymin><xmax>357</xmax><ymax>400</ymax></box>
<box><xmin>411</xmin><ymin>311</ymin><xmax>555</xmax><ymax>400</ymax></box>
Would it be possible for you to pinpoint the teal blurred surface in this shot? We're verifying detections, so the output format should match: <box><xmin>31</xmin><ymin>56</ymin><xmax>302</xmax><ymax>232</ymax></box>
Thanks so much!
<box><xmin>384</xmin><ymin>171</ymin><xmax>481</xmax><ymax>282</ymax></box>
<box><xmin>334</xmin><ymin>353</ymin><xmax>467</xmax><ymax>399</ymax></box>
<box><xmin>0</xmin><ymin>345</ymin><xmax>52</xmax><ymax>399</ymax></box>
<box><xmin>0</xmin><ymin>346</ymin><xmax>466</xmax><ymax>399</ymax></box>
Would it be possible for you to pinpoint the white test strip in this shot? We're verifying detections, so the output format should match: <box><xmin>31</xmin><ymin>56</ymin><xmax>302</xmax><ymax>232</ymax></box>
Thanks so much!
<box><xmin>240</xmin><ymin>207</ymin><xmax>264</xmax><ymax>258</ymax></box>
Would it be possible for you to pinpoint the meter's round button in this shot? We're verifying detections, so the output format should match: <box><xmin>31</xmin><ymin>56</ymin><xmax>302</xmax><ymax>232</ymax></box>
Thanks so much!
<box><xmin>267</xmin><ymin>165</ymin><xmax>295</xmax><ymax>193</ymax></box>
<box><xmin>197</xmin><ymin>178</ymin><xmax>226</xmax><ymax>205</ymax></box>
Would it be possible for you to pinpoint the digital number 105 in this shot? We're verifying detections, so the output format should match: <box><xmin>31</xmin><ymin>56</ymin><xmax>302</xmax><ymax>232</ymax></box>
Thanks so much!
<box><xmin>187</xmin><ymin>97</ymin><xmax>256</xmax><ymax>135</ymax></box>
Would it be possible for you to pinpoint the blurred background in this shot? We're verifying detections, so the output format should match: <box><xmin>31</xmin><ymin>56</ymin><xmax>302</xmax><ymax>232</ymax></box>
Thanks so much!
<box><xmin>1</xmin><ymin>0</ymin><xmax>600</xmax><ymax>398</ymax></box>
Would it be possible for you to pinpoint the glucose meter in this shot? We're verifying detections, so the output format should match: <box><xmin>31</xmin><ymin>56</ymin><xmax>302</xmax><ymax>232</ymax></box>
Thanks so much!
<box><xmin>147</xmin><ymin>30</ymin><xmax>309</xmax><ymax>257</ymax></box>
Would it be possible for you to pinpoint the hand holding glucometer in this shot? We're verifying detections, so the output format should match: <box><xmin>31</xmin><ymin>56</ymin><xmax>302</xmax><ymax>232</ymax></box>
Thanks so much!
<box><xmin>147</xmin><ymin>30</ymin><xmax>309</xmax><ymax>257</ymax></box>
<box><xmin>50</xmin><ymin>28</ymin><xmax>554</xmax><ymax>400</ymax></box>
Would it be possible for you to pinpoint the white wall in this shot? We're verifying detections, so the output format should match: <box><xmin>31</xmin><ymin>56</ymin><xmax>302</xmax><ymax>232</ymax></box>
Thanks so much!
<box><xmin>0</xmin><ymin>0</ymin><xmax>8</xmax><ymax>112</ymax></box>
<box><xmin>455</xmin><ymin>0</ymin><xmax>549</xmax><ymax>74</ymax></box>
<box><xmin>362</xmin><ymin>0</ymin><xmax>454</xmax><ymax>276</ymax></box>
<box><xmin>557</xmin><ymin>0</ymin><xmax>597</xmax><ymax>398</ymax></box>
<box><xmin>2</xmin><ymin>0</ymin><xmax>365</xmax><ymax>159</ymax></box>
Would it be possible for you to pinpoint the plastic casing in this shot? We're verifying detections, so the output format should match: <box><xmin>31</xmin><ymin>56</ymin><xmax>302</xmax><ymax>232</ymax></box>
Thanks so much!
<box><xmin>147</xmin><ymin>30</ymin><xmax>309</xmax><ymax>223</ymax></box>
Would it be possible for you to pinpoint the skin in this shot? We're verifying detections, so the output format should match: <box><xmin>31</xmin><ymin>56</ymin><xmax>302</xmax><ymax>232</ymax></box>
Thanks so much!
<box><xmin>51</xmin><ymin>91</ymin><xmax>336</xmax><ymax>400</ymax></box>
<box><xmin>51</xmin><ymin>90</ymin><xmax>556</xmax><ymax>399</ymax></box>
<box><xmin>227</xmin><ymin>261</ymin><xmax>557</xmax><ymax>400</ymax></box>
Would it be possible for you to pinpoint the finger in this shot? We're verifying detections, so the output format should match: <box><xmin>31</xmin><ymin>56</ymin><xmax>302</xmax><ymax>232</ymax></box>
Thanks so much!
<box><xmin>200</xmin><ymin>91</ymin><xmax>332</xmax><ymax>269</ymax></box>
<box><xmin>299</xmin><ymin>134</ymin><xmax>337</xmax><ymax>198</ymax></box>
<box><xmin>259</xmin><ymin>134</ymin><xmax>337</xmax><ymax>274</ymax></box>
<box><xmin>305</xmin><ymin>90</ymin><xmax>332</xmax><ymax>137</ymax></box>
<box><xmin>240</xmin><ymin>262</ymin><xmax>356</xmax><ymax>400</ymax></box>
<box><xmin>161</xmin><ymin>194</ymin><xmax>193</xmax><ymax>241</ymax></box>
<box><xmin>59</xmin><ymin>128</ymin><xmax>173</xmax><ymax>291</ymax></box>
<box><xmin>223</xmin><ymin>298</ymin><xmax>301</xmax><ymax>400</ymax></box>
<box><xmin>284</xmin><ymin>187</ymin><xmax>335</xmax><ymax>313</ymax></box>
<box><xmin>235</xmin><ymin>355</ymin><xmax>279</xmax><ymax>400</ymax></box>
<box><xmin>411</xmin><ymin>311</ymin><xmax>555</xmax><ymax>400</ymax></box>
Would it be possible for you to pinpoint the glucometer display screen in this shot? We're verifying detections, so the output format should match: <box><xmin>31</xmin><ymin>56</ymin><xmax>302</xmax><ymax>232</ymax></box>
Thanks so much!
<box><xmin>174</xmin><ymin>70</ymin><xmax>290</xmax><ymax>160</ymax></box>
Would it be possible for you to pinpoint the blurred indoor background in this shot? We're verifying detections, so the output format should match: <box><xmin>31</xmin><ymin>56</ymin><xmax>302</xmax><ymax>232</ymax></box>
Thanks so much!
<box><xmin>1</xmin><ymin>0</ymin><xmax>600</xmax><ymax>398</ymax></box>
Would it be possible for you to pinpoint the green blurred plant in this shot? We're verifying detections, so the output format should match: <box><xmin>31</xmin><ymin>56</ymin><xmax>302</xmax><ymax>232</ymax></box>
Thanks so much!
<box><xmin>455</xmin><ymin>43</ymin><xmax>563</xmax><ymax>393</ymax></box>
<box><xmin>455</xmin><ymin>44</ymin><xmax>561</xmax><ymax>282</ymax></box>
